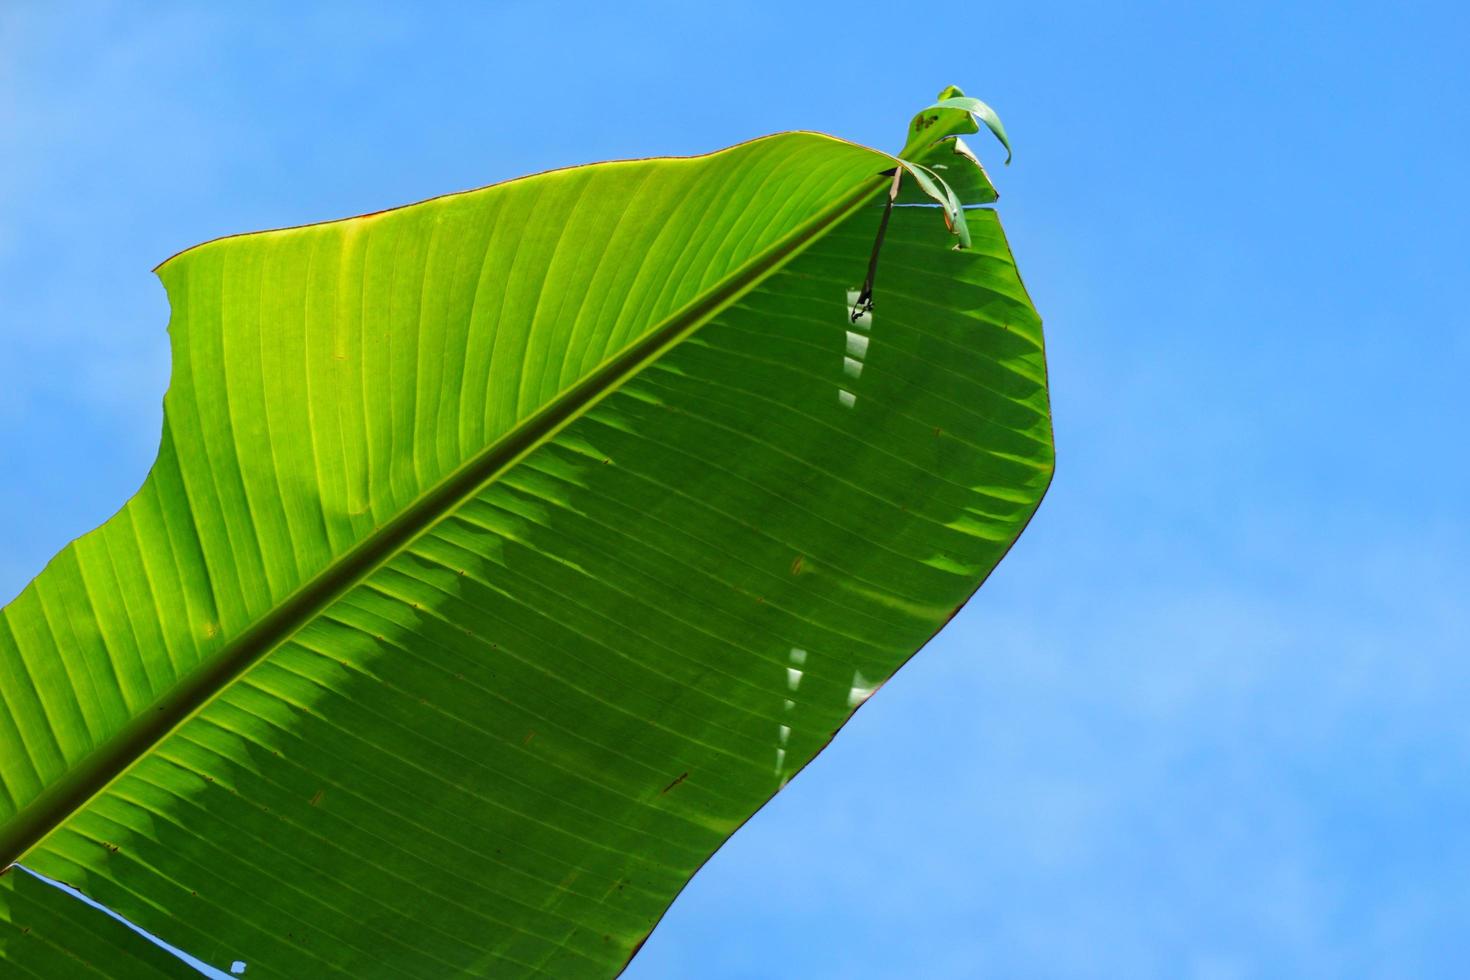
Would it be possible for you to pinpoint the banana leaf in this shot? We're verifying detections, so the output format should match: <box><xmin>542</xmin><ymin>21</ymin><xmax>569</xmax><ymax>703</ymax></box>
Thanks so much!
<box><xmin>0</xmin><ymin>88</ymin><xmax>1052</xmax><ymax>978</ymax></box>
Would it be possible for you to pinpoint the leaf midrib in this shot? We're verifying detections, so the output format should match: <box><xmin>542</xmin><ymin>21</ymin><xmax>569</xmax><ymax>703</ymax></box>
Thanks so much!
<box><xmin>0</xmin><ymin>160</ymin><xmax>891</xmax><ymax>869</ymax></box>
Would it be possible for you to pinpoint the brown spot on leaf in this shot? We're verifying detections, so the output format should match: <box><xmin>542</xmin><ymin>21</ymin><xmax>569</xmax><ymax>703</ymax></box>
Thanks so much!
<box><xmin>309</xmin><ymin>789</ymin><xmax>324</xmax><ymax>807</ymax></box>
<box><xmin>622</xmin><ymin>931</ymin><xmax>653</xmax><ymax>970</ymax></box>
<box><xmin>661</xmin><ymin>771</ymin><xmax>689</xmax><ymax>794</ymax></box>
<box><xmin>790</xmin><ymin>555</ymin><xmax>804</xmax><ymax>575</ymax></box>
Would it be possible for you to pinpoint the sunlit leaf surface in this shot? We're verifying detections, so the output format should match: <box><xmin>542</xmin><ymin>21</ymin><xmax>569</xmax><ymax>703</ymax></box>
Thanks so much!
<box><xmin>0</xmin><ymin>93</ymin><xmax>1051</xmax><ymax>978</ymax></box>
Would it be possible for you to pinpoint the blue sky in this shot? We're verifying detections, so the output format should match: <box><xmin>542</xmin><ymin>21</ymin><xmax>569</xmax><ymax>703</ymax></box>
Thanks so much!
<box><xmin>2</xmin><ymin>2</ymin><xmax>1468</xmax><ymax>977</ymax></box>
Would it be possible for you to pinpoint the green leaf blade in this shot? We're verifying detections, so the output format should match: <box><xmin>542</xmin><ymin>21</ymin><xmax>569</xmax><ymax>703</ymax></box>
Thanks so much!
<box><xmin>1</xmin><ymin>121</ymin><xmax>1051</xmax><ymax>978</ymax></box>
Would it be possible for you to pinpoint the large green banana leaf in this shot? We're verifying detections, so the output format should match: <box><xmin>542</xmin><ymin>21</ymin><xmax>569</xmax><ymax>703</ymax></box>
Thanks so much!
<box><xmin>0</xmin><ymin>89</ymin><xmax>1052</xmax><ymax>978</ymax></box>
